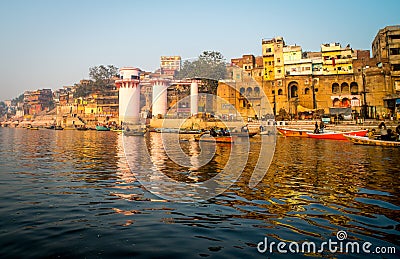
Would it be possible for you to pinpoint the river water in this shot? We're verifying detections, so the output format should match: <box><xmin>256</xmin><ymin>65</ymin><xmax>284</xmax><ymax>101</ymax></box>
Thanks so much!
<box><xmin>0</xmin><ymin>128</ymin><xmax>398</xmax><ymax>258</ymax></box>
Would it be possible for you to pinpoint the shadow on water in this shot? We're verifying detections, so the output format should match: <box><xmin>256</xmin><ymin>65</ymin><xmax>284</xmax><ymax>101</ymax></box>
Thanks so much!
<box><xmin>0</xmin><ymin>128</ymin><xmax>398</xmax><ymax>258</ymax></box>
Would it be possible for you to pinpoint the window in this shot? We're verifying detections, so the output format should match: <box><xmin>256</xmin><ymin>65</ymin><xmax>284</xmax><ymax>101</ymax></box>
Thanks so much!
<box><xmin>349</xmin><ymin>66</ymin><xmax>352</xmax><ymax>70</ymax></box>
<box><xmin>278</xmin><ymin>89</ymin><xmax>283</xmax><ymax>95</ymax></box>
<box><xmin>332</xmin><ymin>83</ymin><xmax>340</xmax><ymax>93</ymax></box>
<box><xmin>266</xmin><ymin>48</ymin><xmax>272</xmax><ymax>53</ymax></box>
<box><xmin>272</xmin><ymin>90</ymin><xmax>275</xmax><ymax>95</ymax></box>
<box><xmin>305</xmin><ymin>88</ymin><xmax>310</xmax><ymax>94</ymax></box>
<box><xmin>277</xmin><ymin>69</ymin><xmax>281</xmax><ymax>74</ymax></box>
<box><xmin>277</xmin><ymin>58</ymin><xmax>281</xmax><ymax>63</ymax></box>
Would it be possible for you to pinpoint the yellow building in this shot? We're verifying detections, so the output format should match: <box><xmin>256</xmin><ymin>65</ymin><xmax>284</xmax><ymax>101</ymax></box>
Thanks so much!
<box><xmin>321</xmin><ymin>43</ymin><xmax>354</xmax><ymax>75</ymax></box>
<box><xmin>262</xmin><ymin>36</ymin><xmax>285</xmax><ymax>80</ymax></box>
<box><xmin>262</xmin><ymin>39</ymin><xmax>275</xmax><ymax>80</ymax></box>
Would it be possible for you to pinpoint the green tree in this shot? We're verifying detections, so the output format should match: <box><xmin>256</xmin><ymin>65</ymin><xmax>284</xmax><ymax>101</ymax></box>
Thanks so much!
<box><xmin>89</xmin><ymin>65</ymin><xmax>119</xmax><ymax>88</ymax></box>
<box><xmin>176</xmin><ymin>51</ymin><xmax>227</xmax><ymax>81</ymax></box>
<box><xmin>12</xmin><ymin>94</ymin><xmax>24</xmax><ymax>103</ymax></box>
<box><xmin>74</xmin><ymin>65</ymin><xmax>119</xmax><ymax>98</ymax></box>
<box><xmin>176</xmin><ymin>51</ymin><xmax>226</xmax><ymax>95</ymax></box>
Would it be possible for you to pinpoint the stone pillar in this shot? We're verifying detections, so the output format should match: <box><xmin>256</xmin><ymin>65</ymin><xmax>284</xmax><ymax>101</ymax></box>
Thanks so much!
<box><xmin>151</xmin><ymin>79</ymin><xmax>170</xmax><ymax>118</ymax></box>
<box><xmin>190</xmin><ymin>80</ymin><xmax>198</xmax><ymax>116</ymax></box>
<box><xmin>115</xmin><ymin>67</ymin><xmax>141</xmax><ymax>124</ymax></box>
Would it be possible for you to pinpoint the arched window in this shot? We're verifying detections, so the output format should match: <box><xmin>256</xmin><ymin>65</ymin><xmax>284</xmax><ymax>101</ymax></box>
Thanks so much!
<box><xmin>341</xmin><ymin>82</ymin><xmax>349</xmax><ymax>93</ymax></box>
<box><xmin>278</xmin><ymin>89</ymin><xmax>283</xmax><ymax>95</ymax></box>
<box><xmin>342</xmin><ymin>98</ymin><xmax>351</xmax><ymax>107</ymax></box>
<box><xmin>246</xmin><ymin>87</ymin><xmax>253</xmax><ymax>96</ymax></box>
<box><xmin>332</xmin><ymin>83</ymin><xmax>339</xmax><ymax>94</ymax></box>
<box><xmin>333</xmin><ymin>98</ymin><xmax>340</xmax><ymax>107</ymax></box>
<box><xmin>305</xmin><ymin>88</ymin><xmax>310</xmax><ymax>94</ymax></box>
<box><xmin>240</xmin><ymin>87</ymin><xmax>245</xmax><ymax>95</ymax></box>
<box><xmin>254</xmin><ymin>87</ymin><xmax>260</xmax><ymax>96</ymax></box>
<box><xmin>350</xmin><ymin>82</ymin><xmax>358</xmax><ymax>94</ymax></box>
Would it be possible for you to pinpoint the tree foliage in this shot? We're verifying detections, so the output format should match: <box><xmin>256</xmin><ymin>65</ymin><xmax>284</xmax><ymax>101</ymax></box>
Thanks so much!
<box><xmin>12</xmin><ymin>94</ymin><xmax>24</xmax><ymax>103</ymax></box>
<box><xmin>176</xmin><ymin>51</ymin><xmax>227</xmax><ymax>95</ymax></box>
<box><xmin>176</xmin><ymin>51</ymin><xmax>227</xmax><ymax>81</ymax></box>
<box><xmin>74</xmin><ymin>65</ymin><xmax>119</xmax><ymax>98</ymax></box>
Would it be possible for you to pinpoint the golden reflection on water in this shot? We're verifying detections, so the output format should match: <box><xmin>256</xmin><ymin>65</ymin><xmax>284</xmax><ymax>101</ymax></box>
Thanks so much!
<box><xmin>3</xmin><ymin>128</ymin><xmax>399</xmax><ymax>245</ymax></box>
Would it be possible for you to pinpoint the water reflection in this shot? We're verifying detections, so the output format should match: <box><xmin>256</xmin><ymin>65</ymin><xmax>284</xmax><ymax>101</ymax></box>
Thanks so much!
<box><xmin>0</xmin><ymin>128</ymin><xmax>398</xmax><ymax>258</ymax></box>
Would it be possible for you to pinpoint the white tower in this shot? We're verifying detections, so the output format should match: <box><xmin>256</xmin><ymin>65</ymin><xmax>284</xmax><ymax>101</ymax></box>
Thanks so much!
<box><xmin>115</xmin><ymin>67</ymin><xmax>141</xmax><ymax>124</ymax></box>
<box><xmin>151</xmin><ymin>78</ymin><xmax>170</xmax><ymax>118</ymax></box>
<box><xmin>190</xmin><ymin>79</ymin><xmax>199</xmax><ymax>116</ymax></box>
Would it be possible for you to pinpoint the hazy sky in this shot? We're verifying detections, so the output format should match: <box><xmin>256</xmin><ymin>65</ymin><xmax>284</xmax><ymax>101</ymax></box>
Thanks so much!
<box><xmin>0</xmin><ymin>0</ymin><xmax>399</xmax><ymax>100</ymax></box>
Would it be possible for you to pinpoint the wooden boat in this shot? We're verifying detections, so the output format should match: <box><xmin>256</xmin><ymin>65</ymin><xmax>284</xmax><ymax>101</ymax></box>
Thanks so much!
<box><xmin>230</xmin><ymin>131</ymin><xmax>258</xmax><ymax>137</ymax></box>
<box><xmin>27</xmin><ymin>126</ymin><xmax>39</xmax><ymax>130</ymax></box>
<box><xmin>96</xmin><ymin>125</ymin><xmax>110</xmax><ymax>131</ymax></box>
<box><xmin>155</xmin><ymin>128</ymin><xmax>179</xmax><ymax>133</ymax></box>
<box><xmin>54</xmin><ymin>126</ymin><xmax>64</xmax><ymax>130</ymax></box>
<box><xmin>344</xmin><ymin>135</ymin><xmax>400</xmax><ymax>147</ymax></box>
<box><xmin>307</xmin><ymin>129</ymin><xmax>368</xmax><ymax>140</ymax></box>
<box><xmin>124</xmin><ymin>129</ymin><xmax>146</xmax><ymax>136</ymax></box>
<box><xmin>194</xmin><ymin>134</ymin><xmax>235</xmax><ymax>143</ymax></box>
<box><xmin>76</xmin><ymin>126</ymin><xmax>88</xmax><ymax>131</ymax></box>
<box><xmin>179</xmin><ymin>129</ymin><xmax>202</xmax><ymax>134</ymax></box>
<box><xmin>111</xmin><ymin>128</ymin><xmax>123</xmax><ymax>133</ymax></box>
<box><xmin>277</xmin><ymin>127</ymin><xmax>312</xmax><ymax>137</ymax></box>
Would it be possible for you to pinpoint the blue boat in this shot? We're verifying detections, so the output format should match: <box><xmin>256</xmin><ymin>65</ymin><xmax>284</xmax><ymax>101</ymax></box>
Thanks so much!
<box><xmin>96</xmin><ymin>125</ymin><xmax>110</xmax><ymax>131</ymax></box>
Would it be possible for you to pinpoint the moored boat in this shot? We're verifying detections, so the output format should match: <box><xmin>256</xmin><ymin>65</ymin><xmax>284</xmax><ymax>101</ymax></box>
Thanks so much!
<box><xmin>124</xmin><ymin>129</ymin><xmax>146</xmax><ymax>136</ymax></box>
<box><xmin>194</xmin><ymin>134</ymin><xmax>235</xmax><ymax>143</ymax></box>
<box><xmin>230</xmin><ymin>131</ymin><xmax>258</xmax><ymax>137</ymax></box>
<box><xmin>277</xmin><ymin>127</ymin><xmax>312</xmax><ymax>137</ymax></box>
<box><xmin>76</xmin><ymin>126</ymin><xmax>88</xmax><ymax>131</ymax></box>
<box><xmin>96</xmin><ymin>125</ymin><xmax>110</xmax><ymax>131</ymax></box>
<box><xmin>307</xmin><ymin>129</ymin><xmax>368</xmax><ymax>140</ymax></box>
<box><xmin>27</xmin><ymin>126</ymin><xmax>39</xmax><ymax>130</ymax></box>
<box><xmin>344</xmin><ymin>135</ymin><xmax>400</xmax><ymax>147</ymax></box>
<box><xmin>154</xmin><ymin>128</ymin><xmax>179</xmax><ymax>133</ymax></box>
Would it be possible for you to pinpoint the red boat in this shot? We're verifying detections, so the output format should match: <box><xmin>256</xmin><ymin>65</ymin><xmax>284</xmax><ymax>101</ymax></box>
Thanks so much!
<box><xmin>306</xmin><ymin>129</ymin><xmax>368</xmax><ymax>140</ymax></box>
<box><xmin>277</xmin><ymin>127</ymin><xmax>312</xmax><ymax>137</ymax></box>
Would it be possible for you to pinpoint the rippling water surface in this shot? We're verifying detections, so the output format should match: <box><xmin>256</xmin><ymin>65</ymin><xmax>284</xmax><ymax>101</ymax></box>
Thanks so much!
<box><xmin>0</xmin><ymin>128</ymin><xmax>399</xmax><ymax>258</ymax></box>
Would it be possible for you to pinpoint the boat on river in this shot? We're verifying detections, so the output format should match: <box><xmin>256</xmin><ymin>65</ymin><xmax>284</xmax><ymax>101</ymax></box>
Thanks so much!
<box><xmin>124</xmin><ymin>129</ymin><xmax>146</xmax><ymax>136</ymax></box>
<box><xmin>344</xmin><ymin>135</ymin><xmax>400</xmax><ymax>147</ymax></box>
<box><xmin>307</xmin><ymin>129</ymin><xmax>368</xmax><ymax>140</ymax></box>
<box><xmin>96</xmin><ymin>125</ymin><xmax>110</xmax><ymax>131</ymax></box>
<box><xmin>194</xmin><ymin>134</ymin><xmax>235</xmax><ymax>143</ymax></box>
<box><xmin>230</xmin><ymin>131</ymin><xmax>258</xmax><ymax>137</ymax></box>
<box><xmin>27</xmin><ymin>125</ymin><xmax>39</xmax><ymax>130</ymax></box>
<box><xmin>277</xmin><ymin>127</ymin><xmax>312</xmax><ymax>137</ymax></box>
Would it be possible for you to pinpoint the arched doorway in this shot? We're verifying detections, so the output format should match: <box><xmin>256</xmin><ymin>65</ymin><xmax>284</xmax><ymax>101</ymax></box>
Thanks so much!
<box><xmin>332</xmin><ymin>83</ymin><xmax>339</xmax><ymax>94</ymax></box>
<box><xmin>288</xmin><ymin>82</ymin><xmax>298</xmax><ymax>98</ymax></box>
